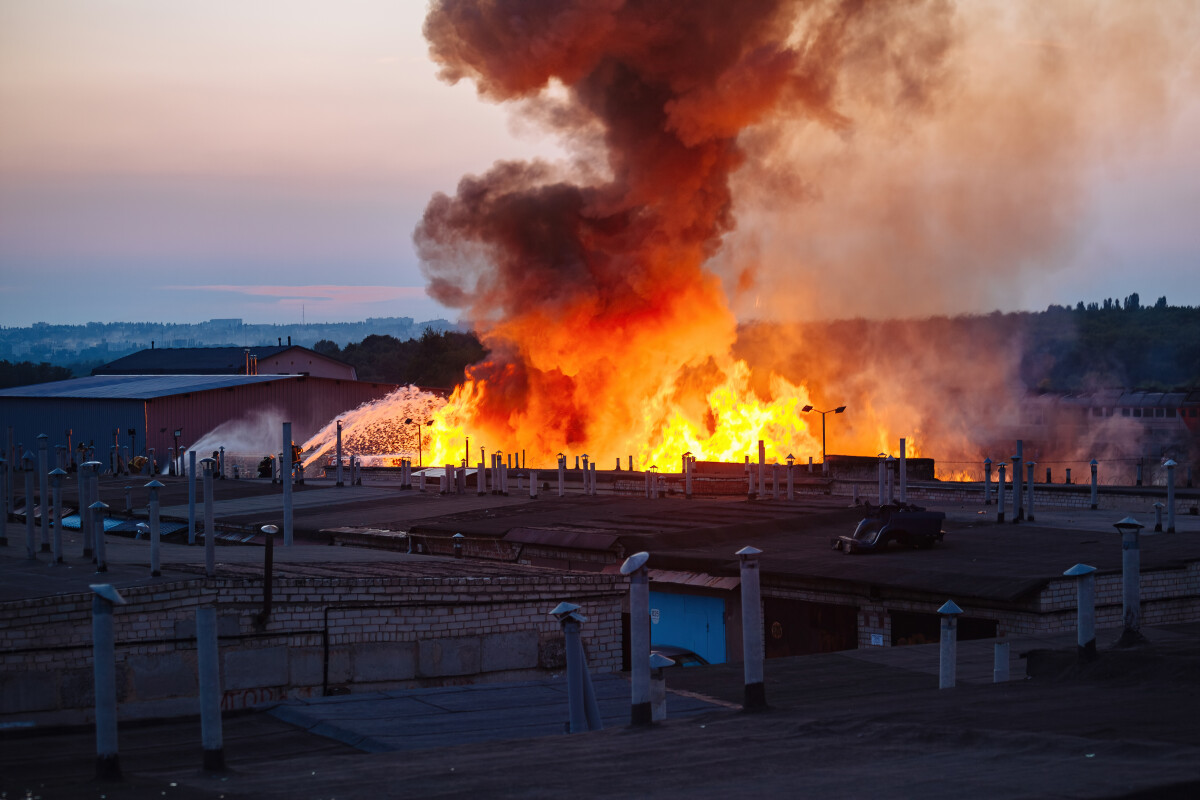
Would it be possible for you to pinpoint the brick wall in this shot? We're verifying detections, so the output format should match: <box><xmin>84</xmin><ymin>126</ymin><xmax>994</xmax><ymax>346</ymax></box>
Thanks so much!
<box><xmin>0</xmin><ymin>570</ymin><xmax>624</xmax><ymax>724</ymax></box>
<box><xmin>764</xmin><ymin>560</ymin><xmax>1200</xmax><ymax>650</ymax></box>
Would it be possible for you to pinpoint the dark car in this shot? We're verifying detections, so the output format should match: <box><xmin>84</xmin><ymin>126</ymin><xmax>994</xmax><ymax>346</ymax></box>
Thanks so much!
<box><xmin>650</xmin><ymin>645</ymin><xmax>710</xmax><ymax>667</ymax></box>
<box><xmin>831</xmin><ymin>502</ymin><xmax>946</xmax><ymax>554</ymax></box>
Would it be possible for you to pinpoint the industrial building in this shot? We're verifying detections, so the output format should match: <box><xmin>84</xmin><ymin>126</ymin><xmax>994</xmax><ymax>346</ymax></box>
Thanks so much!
<box><xmin>0</xmin><ymin>373</ymin><xmax>394</xmax><ymax>470</ymax></box>
<box><xmin>91</xmin><ymin>343</ymin><xmax>356</xmax><ymax>380</ymax></box>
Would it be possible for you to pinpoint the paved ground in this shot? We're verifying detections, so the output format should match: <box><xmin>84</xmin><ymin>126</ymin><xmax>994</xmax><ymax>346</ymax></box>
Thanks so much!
<box><xmin>4</xmin><ymin>476</ymin><xmax>1199</xmax><ymax>798</ymax></box>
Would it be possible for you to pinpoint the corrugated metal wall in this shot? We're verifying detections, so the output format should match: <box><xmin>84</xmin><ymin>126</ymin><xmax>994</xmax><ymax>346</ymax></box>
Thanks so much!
<box><xmin>1</xmin><ymin>397</ymin><xmax>145</xmax><ymax>468</ymax></box>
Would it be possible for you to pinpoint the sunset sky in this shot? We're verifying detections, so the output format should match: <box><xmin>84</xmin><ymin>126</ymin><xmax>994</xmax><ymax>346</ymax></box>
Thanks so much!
<box><xmin>1</xmin><ymin>1</ymin><xmax>1197</xmax><ymax>327</ymax></box>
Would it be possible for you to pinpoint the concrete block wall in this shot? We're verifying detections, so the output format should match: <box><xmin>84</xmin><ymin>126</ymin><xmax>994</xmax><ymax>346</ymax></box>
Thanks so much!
<box><xmin>0</xmin><ymin>571</ymin><xmax>624</xmax><ymax>724</ymax></box>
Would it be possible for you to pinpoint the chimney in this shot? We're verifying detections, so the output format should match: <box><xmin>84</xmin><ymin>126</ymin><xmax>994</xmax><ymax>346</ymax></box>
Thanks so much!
<box><xmin>288</xmin><ymin>336</ymin><xmax>291</xmax><ymax>346</ymax></box>
<box><xmin>278</xmin><ymin>337</ymin><xmax>282</xmax><ymax>346</ymax></box>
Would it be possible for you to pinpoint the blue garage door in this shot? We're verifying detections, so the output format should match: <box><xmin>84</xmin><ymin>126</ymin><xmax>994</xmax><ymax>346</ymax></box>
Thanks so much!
<box><xmin>649</xmin><ymin>591</ymin><xmax>726</xmax><ymax>664</ymax></box>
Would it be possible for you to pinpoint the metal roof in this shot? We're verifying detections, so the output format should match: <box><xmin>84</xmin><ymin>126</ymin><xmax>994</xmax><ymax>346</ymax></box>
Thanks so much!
<box><xmin>92</xmin><ymin>345</ymin><xmax>292</xmax><ymax>375</ymax></box>
<box><xmin>0</xmin><ymin>374</ymin><xmax>295</xmax><ymax>400</ymax></box>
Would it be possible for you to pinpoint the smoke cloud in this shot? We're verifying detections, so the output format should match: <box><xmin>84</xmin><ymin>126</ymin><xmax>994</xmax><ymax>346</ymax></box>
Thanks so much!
<box><xmin>414</xmin><ymin>1</ymin><xmax>1199</xmax><ymax>469</ymax></box>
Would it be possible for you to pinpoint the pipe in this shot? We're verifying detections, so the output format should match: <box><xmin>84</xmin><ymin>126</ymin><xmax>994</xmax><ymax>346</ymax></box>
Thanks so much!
<box><xmin>188</xmin><ymin>451</ymin><xmax>197</xmax><ymax>545</ymax></box>
<box><xmin>739</xmin><ymin>546</ymin><xmax>766</xmax><ymax>709</ymax></box>
<box><xmin>938</xmin><ymin>600</ymin><xmax>962</xmax><ymax>689</ymax></box>
<box><xmin>196</xmin><ymin>606</ymin><xmax>225</xmax><ymax>772</ymax></box>
<box><xmin>996</xmin><ymin>463</ymin><xmax>1006</xmax><ymax>523</ymax></box>
<box><xmin>147</xmin><ymin>480</ymin><xmax>163</xmax><ymax>576</ymax></box>
<box><xmin>51</xmin><ymin>468</ymin><xmax>66</xmax><ymax>563</ymax></box>
<box><xmin>1090</xmin><ymin>459</ymin><xmax>1099</xmax><ymax>510</ymax></box>
<box><xmin>23</xmin><ymin>453</ymin><xmax>36</xmax><ymax>559</ymax></box>
<box><xmin>37</xmin><ymin>434</ymin><xmax>50</xmax><ymax>552</ymax></box>
<box><xmin>1166</xmin><ymin>460</ymin><xmax>1177</xmax><ymax>533</ymax></box>
<box><xmin>898</xmin><ymin>437</ymin><xmax>907</xmax><ymax>503</ymax></box>
<box><xmin>91</xmin><ymin>585</ymin><xmax>126</xmax><ymax>781</ymax></box>
<box><xmin>983</xmin><ymin>458</ymin><xmax>992</xmax><ymax>505</ymax></box>
<box><xmin>282</xmin><ymin>422</ymin><xmax>293</xmax><ymax>546</ymax></box>
<box><xmin>622</xmin><ymin>552</ymin><xmax>652</xmax><ymax>726</ymax></box>
<box><xmin>1064</xmin><ymin>564</ymin><xmax>1097</xmax><ymax>661</ymax></box>
<box><xmin>202</xmin><ymin>459</ymin><xmax>216</xmax><ymax>576</ymax></box>
<box><xmin>1025</xmin><ymin>462</ymin><xmax>1036</xmax><ymax>522</ymax></box>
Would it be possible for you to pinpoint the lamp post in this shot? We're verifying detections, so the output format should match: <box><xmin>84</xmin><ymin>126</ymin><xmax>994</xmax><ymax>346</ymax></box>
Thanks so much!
<box><xmin>801</xmin><ymin>404</ymin><xmax>846</xmax><ymax>467</ymax></box>
<box><xmin>173</xmin><ymin>429</ymin><xmax>182</xmax><ymax>476</ymax></box>
<box><xmin>404</xmin><ymin>418</ymin><xmax>434</xmax><ymax>468</ymax></box>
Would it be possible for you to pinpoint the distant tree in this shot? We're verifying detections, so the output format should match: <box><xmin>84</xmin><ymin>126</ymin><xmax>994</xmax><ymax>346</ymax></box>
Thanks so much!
<box><xmin>1075</xmin><ymin>301</ymin><xmax>1085</xmax><ymax>312</ymax></box>
<box><xmin>1123</xmin><ymin>292</ymin><xmax>1140</xmax><ymax>311</ymax></box>
<box><xmin>1154</xmin><ymin>295</ymin><xmax>1168</xmax><ymax>310</ymax></box>
<box><xmin>0</xmin><ymin>360</ymin><xmax>73</xmax><ymax>389</ymax></box>
<box><xmin>312</xmin><ymin>339</ymin><xmax>342</xmax><ymax>358</ymax></box>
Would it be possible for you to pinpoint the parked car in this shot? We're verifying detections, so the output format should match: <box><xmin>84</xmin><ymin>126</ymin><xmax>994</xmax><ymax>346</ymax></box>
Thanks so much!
<box><xmin>831</xmin><ymin>502</ymin><xmax>946</xmax><ymax>554</ymax></box>
<box><xmin>650</xmin><ymin>645</ymin><xmax>710</xmax><ymax>667</ymax></box>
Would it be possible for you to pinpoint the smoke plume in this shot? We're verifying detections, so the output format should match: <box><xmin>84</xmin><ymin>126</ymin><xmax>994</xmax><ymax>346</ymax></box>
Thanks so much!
<box><xmin>414</xmin><ymin>1</ymin><xmax>1198</xmax><ymax>470</ymax></box>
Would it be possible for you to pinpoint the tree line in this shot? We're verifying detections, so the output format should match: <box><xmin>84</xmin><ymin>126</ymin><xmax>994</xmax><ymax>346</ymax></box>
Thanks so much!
<box><xmin>313</xmin><ymin>328</ymin><xmax>488</xmax><ymax>390</ymax></box>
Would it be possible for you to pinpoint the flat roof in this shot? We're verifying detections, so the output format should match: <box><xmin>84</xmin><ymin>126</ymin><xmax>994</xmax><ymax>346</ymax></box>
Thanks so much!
<box><xmin>0</xmin><ymin>373</ymin><xmax>296</xmax><ymax>400</ymax></box>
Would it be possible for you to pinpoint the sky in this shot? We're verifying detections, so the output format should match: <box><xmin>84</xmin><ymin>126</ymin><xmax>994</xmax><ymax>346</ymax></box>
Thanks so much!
<box><xmin>1</xmin><ymin>1</ymin><xmax>1198</xmax><ymax>328</ymax></box>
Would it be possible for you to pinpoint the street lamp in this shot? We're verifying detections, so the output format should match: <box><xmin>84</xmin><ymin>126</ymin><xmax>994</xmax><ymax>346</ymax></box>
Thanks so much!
<box><xmin>801</xmin><ymin>405</ymin><xmax>846</xmax><ymax>465</ymax></box>
<box><xmin>404</xmin><ymin>418</ymin><xmax>434</xmax><ymax>468</ymax></box>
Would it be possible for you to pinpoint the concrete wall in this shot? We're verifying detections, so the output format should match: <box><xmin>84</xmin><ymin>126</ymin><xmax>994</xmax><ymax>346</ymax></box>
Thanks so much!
<box><xmin>0</xmin><ymin>571</ymin><xmax>624</xmax><ymax>725</ymax></box>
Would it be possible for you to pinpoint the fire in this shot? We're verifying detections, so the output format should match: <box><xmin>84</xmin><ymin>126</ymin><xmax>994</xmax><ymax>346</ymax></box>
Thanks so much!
<box><xmin>421</xmin><ymin>358</ymin><xmax>821</xmax><ymax>470</ymax></box>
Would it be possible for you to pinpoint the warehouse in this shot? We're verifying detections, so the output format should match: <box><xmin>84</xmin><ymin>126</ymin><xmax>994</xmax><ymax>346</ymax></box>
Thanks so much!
<box><xmin>0</xmin><ymin>373</ymin><xmax>394</xmax><ymax>471</ymax></box>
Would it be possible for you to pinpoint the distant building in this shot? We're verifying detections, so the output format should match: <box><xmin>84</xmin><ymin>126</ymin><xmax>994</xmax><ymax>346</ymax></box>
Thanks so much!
<box><xmin>92</xmin><ymin>344</ymin><xmax>356</xmax><ymax>381</ymax></box>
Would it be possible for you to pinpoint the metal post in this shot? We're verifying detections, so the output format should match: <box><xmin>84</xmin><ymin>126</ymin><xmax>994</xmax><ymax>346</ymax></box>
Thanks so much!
<box><xmin>282</xmin><ymin>423</ymin><xmax>293</xmax><ymax>547</ymax></box>
<box><xmin>91</xmin><ymin>501</ymin><xmax>109</xmax><ymax>572</ymax></box>
<box><xmin>786</xmin><ymin>457</ymin><xmax>794</xmax><ymax>501</ymax></box>
<box><xmin>938</xmin><ymin>600</ymin><xmax>962</xmax><ymax>689</ymax></box>
<box><xmin>196</xmin><ymin>605</ymin><xmax>225</xmax><ymax>771</ymax></box>
<box><xmin>530</xmin><ymin>470</ymin><xmax>538</xmax><ymax>499</ymax></box>
<box><xmin>1064</xmin><ymin>563</ymin><xmax>1097</xmax><ymax>660</ymax></box>
<box><xmin>1115</xmin><ymin>517</ymin><xmax>1145</xmax><ymax>646</ymax></box>
<box><xmin>1090</xmin><ymin>459</ymin><xmax>1099</xmax><ymax>510</ymax></box>
<box><xmin>739</xmin><ymin>546</ymin><xmax>766</xmax><ymax>709</ymax></box>
<box><xmin>772</xmin><ymin>464</ymin><xmax>779</xmax><ymax>500</ymax></box>
<box><xmin>877</xmin><ymin>455</ymin><xmax>885</xmax><ymax>505</ymax></box>
<box><xmin>899</xmin><ymin>438</ymin><xmax>907</xmax><ymax>503</ymax></box>
<box><xmin>983</xmin><ymin>458</ymin><xmax>992</xmax><ymax>505</ymax></box>
<box><xmin>650</xmin><ymin>652</ymin><xmax>673</xmax><ymax>721</ymax></box>
<box><xmin>1026</xmin><ymin>462</ymin><xmax>1036</xmax><ymax>522</ymax></box>
<box><xmin>23</xmin><ymin>452</ymin><xmax>36</xmax><ymax>559</ymax></box>
<box><xmin>0</xmin><ymin>459</ymin><xmax>8</xmax><ymax>546</ymax></box>
<box><xmin>996</xmin><ymin>462</ymin><xmax>1006</xmax><ymax>523</ymax></box>
<box><xmin>37</xmin><ymin>434</ymin><xmax>50</xmax><ymax>552</ymax></box>
<box><xmin>550</xmin><ymin>602</ymin><xmax>603</xmax><ymax>733</ymax></box>
<box><xmin>886</xmin><ymin>456</ymin><xmax>895</xmax><ymax>504</ymax></box>
<box><xmin>558</xmin><ymin>455</ymin><xmax>565</xmax><ymax>497</ymax></box>
<box><xmin>685</xmin><ymin>452</ymin><xmax>693</xmax><ymax>499</ymax></box>
<box><xmin>50</xmin><ymin>468</ymin><xmax>66</xmax><ymax>562</ymax></box>
<box><xmin>1153</xmin><ymin>502</ymin><xmax>1164</xmax><ymax>533</ymax></box>
<box><xmin>757</xmin><ymin>440</ymin><xmax>765</xmax><ymax>499</ymax></box>
<box><xmin>1014</xmin><ymin>440</ymin><xmax>1024</xmax><ymax>520</ymax></box>
<box><xmin>90</xmin><ymin>584</ymin><xmax>126</xmax><ymax>781</ymax></box>
<box><xmin>147</xmin><ymin>479</ymin><xmax>164</xmax><ymax>576</ymax></box>
<box><xmin>218</xmin><ymin>447</ymin><xmax>225</xmax><ymax>480</ymax></box>
<box><xmin>188</xmin><ymin>451</ymin><xmax>197</xmax><ymax>545</ymax></box>
<box><xmin>582</xmin><ymin>454</ymin><xmax>589</xmax><ymax>495</ymax></box>
<box><xmin>201</xmin><ymin>458</ymin><xmax>216</xmax><ymax>576</ymax></box>
<box><xmin>336</xmin><ymin>421</ymin><xmax>344</xmax><ymax>486</ymax></box>
<box><xmin>1165</xmin><ymin>459</ymin><xmax>1177</xmax><ymax>533</ymax></box>
<box><xmin>993</xmin><ymin>641</ymin><xmax>1010</xmax><ymax>683</ymax></box>
<box><xmin>79</xmin><ymin>461</ymin><xmax>93</xmax><ymax>558</ymax></box>
<box><xmin>621</xmin><ymin>552</ymin><xmax>652</xmax><ymax>726</ymax></box>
